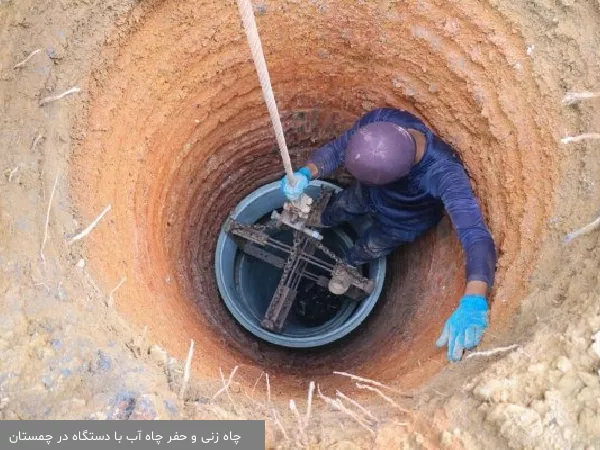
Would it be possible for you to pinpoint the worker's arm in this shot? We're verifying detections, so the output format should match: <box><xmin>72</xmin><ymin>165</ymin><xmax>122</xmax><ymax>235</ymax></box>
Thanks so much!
<box><xmin>427</xmin><ymin>157</ymin><xmax>497</xmax><ymax>362</ymax></box>
<box><xmin>428</xmin><ymin>162</ymin><xmax>497</xmax><ymax>292</ymax></box>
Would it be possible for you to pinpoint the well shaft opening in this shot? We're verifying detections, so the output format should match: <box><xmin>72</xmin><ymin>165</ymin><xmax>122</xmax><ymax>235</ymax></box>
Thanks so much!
<box><xmin>73</xmin><ymin>0</ymin><xmax>557</xmax><ymax>396</ymax></box>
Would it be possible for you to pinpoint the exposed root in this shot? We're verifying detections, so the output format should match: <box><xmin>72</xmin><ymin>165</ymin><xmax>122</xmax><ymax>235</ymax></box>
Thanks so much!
<box><xmin>562</xmin><ymin>91</ymin><xmax>600</xmax><ymax>105</ymax></box>
<box><xmin>317</xmin><ymin>384</ymin><xmax>375</xmax><ymax>436</ymax></box>
<box><xmin>561</xmin><ymin>133</ymin><xmax>600</xmax><ymax>144</ymax></box>
<box><xmin>212</xmin><ymin>365</ymin><xmax>239</xmax><ymax>405</ymax></box>
<box><xmin>289</xmin><ymin>399</ymin><xmax>308</xmax><ymax>446</ymax></box>
<box><xmin>265</xmin><ymin>373</ymin><xmax>272</xmax><ymax>403</ymax></box>
<box><xmin>333</xmin><ymin>371</ymin><xmax>409</xmax><ymax>396</ymax></box>
<box><xmin>39</xmin><ymin>87</ymin><xmax>82</xmax><ymax>106</ymax></box>
<box><xmin>179</xmin><ymin>339</ymin><xmax>194</xmax><ymax>399</ymax></box>
<box><xmin>13</xmin><ymin>48</ymin><xmax>41</xmax><ymax>69</ymax></box>
<box><xmin>67</xmin><ymin>204</ymin><xmax>111</xmax><ymax>245</ymax></box>
<box><xmin>465</xmin><ymin>344</ymin><xmax>520</xmax><ymax>359</ymax></box>
<box><xmin>336</xmin><ymin>390</ymin><xmax>377</xmax><ymax>422</ymax></box>
<box><xmin>263</xmin><ymin>373</ymin><xmax>290</xmax><ymax>442</ymax></box>
<box><xmin>288</xmin><ymin>381</ymin><xmax>315</xmax><ymax>447</ymax></box>
<box><xmin>564</xmin><ymin>215</ymin><xmax>600</xmax><ymax>243</ymax></box>
<box><xmin>40</xmin><ymin>174</ymin><xmax>59</xmax><ymax>267</ymax></box>
<box><xmin>355</xmin><ymin>383</ymin><xmax>409</xmax><ymax>412</ymax></box>
<box><xmin>271</xmin><ymin>406</ymin><xmax>290</xmax><ymax>441</ymax></box>
<box><xmin>304</xmin><ymin>381</ymin><xmax>315</xmax><ymax>428</ymax></box>
<box><xmin>250</xmin><ymin>371</ymin><xmax>265</xmax><ymax>395</ymax></box>
<box><xmin>107</xmin><ymin>276</ymin><xmax>126</xmax><ymax>308</ymax></box>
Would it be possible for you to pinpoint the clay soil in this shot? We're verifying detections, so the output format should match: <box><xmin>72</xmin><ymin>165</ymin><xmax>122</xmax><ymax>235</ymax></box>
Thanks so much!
<box><xmin>1</xmin><ymin>0</ymin><xmax>600</xmax><ymax>448</ymax></box>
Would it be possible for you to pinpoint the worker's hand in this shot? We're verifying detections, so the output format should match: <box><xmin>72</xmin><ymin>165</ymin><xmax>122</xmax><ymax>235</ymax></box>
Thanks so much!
<box><xmin>280</xmin><ymin>167</ymin><xmax>311</xmax><ymax>201</ymax></box>
<box><xmin>435</xmin><ymin>294</ymin><xmax>488</xmax><ymax>362</ymax></box>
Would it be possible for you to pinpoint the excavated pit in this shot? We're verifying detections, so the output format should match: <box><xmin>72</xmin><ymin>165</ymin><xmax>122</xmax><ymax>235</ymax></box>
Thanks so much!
<box><xmin>73</xmin><ymin>0</ymin><xmax>558</xmax><ymax>396</ymax></box>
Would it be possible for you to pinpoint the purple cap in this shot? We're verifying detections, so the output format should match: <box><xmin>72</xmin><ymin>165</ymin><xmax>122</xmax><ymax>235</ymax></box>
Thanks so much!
<box><xmin>345</xmin><ymin>122</ymin><xmax>416</xmax><ymax>185</ymax></box>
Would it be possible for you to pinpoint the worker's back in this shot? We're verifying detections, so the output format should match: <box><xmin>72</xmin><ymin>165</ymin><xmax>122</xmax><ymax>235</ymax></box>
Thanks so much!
<box><xmin>346</xmin><ymin>109</ymin><xmax>470</xmax><ymax>242</ymax></box>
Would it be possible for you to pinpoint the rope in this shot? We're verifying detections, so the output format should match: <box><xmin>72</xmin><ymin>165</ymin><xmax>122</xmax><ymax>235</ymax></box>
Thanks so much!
<box><xmin>236</xmin><ymin>0</ymin><xmax>296</xmax><ymax>185</ymax></box>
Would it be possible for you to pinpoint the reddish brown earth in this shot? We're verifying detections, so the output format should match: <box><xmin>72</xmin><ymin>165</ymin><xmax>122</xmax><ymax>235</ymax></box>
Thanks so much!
<box><xmin>72</xmin><ymin>0</ymin><xmax>557</xmax><ymax>397</ymax></box>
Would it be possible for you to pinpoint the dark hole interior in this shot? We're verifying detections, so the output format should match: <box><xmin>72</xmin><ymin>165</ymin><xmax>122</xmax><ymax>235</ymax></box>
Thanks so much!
<box><xmin>233</xmin><ymin>212</ymin><xmax>370</xmax><ymax>335</ymax></box>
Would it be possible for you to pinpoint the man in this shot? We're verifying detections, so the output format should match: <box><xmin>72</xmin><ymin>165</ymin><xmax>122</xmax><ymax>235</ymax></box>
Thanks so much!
<box><xmin>280</xmin><ymin>108</ymin><xmax>496</xmax><ymax>362</ymax></box>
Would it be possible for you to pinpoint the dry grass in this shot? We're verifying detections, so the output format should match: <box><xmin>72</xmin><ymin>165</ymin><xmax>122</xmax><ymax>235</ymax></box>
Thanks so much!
<box><xmin>40</xmin><ymin>174</ymin><xmax>59</xmax><ymax>267</ymax></box>
<box><xmin>179</xmin><ymin>339</ymin><xmax>195</xmax><ymax>399</ymax></box>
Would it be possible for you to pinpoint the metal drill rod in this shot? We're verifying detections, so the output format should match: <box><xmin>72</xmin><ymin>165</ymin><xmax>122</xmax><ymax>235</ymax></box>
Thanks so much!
<box><xmin>263</xmin><ymin>236</ymin><xmax>336</xmax><ymax>268</ymax></box>
<box><xmin>227</xmin><ymin>219</ymin><xmax>336</xmax><ymax>270</ymax></box>
<box><xmin>231</xmin><ymin>220</ymin><xmax>373</xmax><ymax>294</ymax></box>
<box><xmin>261</xmin><ymin>232</ymin><xmax>314</xmax><ymax>331</ymax></box>
<box><xmin>240</xmin><ymin>242</ymin><xmax>329</xmax><ymax>281</ymax></box>
<box><xmin>243</xmin><ymin>233</ymin><xmax>337</xmax><ymax>271</ymax></box>
<box><xmin>237</xmin><ymin>242</ymin><xmax>330</xmax><ymax>288</ymax></box>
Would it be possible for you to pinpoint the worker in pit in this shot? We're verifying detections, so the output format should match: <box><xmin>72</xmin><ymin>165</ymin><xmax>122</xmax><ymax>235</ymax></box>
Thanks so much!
<box><xmin>280</xmin><ymin>108</ymin><xmax>496</xmax><ymax>362</ymax></box>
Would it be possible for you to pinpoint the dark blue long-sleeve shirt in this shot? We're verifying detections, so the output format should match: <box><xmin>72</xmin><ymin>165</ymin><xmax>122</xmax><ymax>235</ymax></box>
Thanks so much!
<box><xmin>309</xmin><ymin>108</ymin><xmax>497</xmax><ymax>287</ymax></box>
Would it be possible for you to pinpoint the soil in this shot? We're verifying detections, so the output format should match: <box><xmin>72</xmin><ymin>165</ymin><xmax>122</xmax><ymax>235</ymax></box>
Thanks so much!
<box><xmin>1</xmin><ymin>0</ymin><xmax>600</xmax><ymax>448</ymax></box>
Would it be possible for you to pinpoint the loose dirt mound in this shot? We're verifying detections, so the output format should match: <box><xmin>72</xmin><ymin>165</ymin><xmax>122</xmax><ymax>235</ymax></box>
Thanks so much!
<box><xmin>1</xmin><ymin>0</ymin><xmax>599</xmax><ymax>448</ymax></box>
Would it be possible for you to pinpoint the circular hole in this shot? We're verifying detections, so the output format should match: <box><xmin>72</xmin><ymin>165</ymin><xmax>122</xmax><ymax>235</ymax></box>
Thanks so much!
<box><xmin>215</xmin><ymin>180</ymin><xmax>387</xmax><ymax>348</ymax></box>
<box><xmin>73</xmin><ymin>0</ymin><xmax>560</xmax><ymax>390</ymax></box>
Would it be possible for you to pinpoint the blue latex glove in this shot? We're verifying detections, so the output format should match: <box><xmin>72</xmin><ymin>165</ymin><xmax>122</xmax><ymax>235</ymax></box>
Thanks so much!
<box><xmin>280</xmin><ymin>167</ymin><xmax>311</xmax><ymax>201</ymax></box>
<box><xmin>436</xmin><ymin>294</ymin><xmax>488</xmax><ymax>362</ymax></box>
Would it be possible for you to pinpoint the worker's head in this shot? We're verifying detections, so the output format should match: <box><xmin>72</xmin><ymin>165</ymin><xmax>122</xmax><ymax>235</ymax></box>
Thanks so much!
<box><xmin>345</xmin><ymin>122</ymin><xmax>416</xmax><ymax>185</ymax></box>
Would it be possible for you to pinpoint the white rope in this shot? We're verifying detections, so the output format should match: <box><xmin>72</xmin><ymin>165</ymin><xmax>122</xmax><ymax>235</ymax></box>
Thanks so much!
<box><xmin>236</xmin><ymin>0</ymin><xmax>296</xmax><ymax>185</ymax></box>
